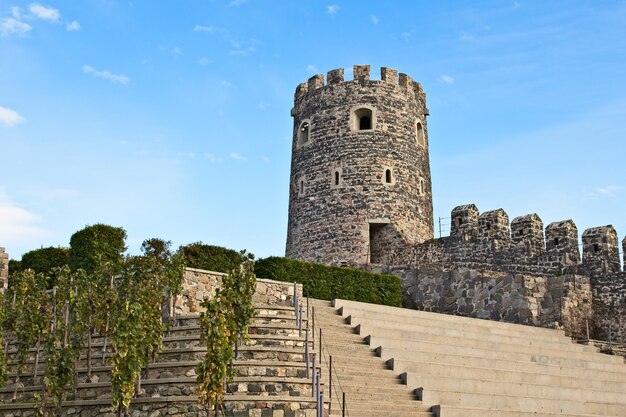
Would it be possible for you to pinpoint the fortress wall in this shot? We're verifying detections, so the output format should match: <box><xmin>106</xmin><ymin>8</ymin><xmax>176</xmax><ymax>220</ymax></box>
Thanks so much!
<box><xmin>591</xmin><ymin>271</ymin><xmax>626</xmax><ymax>342</ymax></box>
<box><xmin>0</xmin><ymin>248</ymin><xmax>8</xmax><ymax>293</ymax></box>
<box><xmin>377</xmin><ymin>264</ymin><xmax>592</xmax><ymax>337</ymax></box>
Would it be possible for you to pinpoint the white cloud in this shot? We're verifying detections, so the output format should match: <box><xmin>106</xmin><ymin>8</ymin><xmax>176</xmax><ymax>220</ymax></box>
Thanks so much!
<box><xmin>230</xmin><ymin>0</ymin><xmax>248</xmax><ymax>6</ymax></box>
<box><xmin>370</xmin><ymin>14</ymin><xmax>379</xmax><ymax>25</ymax></box>
<box><xmin>1</xmin><ymin>17</ymin><xmax>32</xmax><ymax>36</ymax></box>
<box><xmin>230</xmin><ymin>152</ymin><xmax>248</xmax><ymax>161</ymax></box>
<box><xmin>29</xmin><ymin>3</ymin><xmax>61</xmax><ymax>22</ymax></box>
<box><xmin>204</xmin><ymin>153</ymin><xmax>217</xmax><ymax>162</ymax></box>
<box><xmin>460</xmin><ymin>32</ymin><xmax>474</xmax><ymax>41</ymax></box>
<box><xmin>306</xmin><ymin>64</ymin><xmax>317</xmax><ymax>72</ymax></box>
<box><xmin>261</xmin><ymin>156</ymin><xmax>271</xmax><ymax>164</ymax></box>
<box><xmin>171</xmin><ymin>47</ymin><xmax>182</xmax><ymax>57</ymax></box>
<box><xmin>66</xmin><ymin>20</ymin><xmax>80</xmax><ymax>31</ymax></box>
<box><xmin>198</xmin><ymin>57</ymin><xmax>212</xmax><ymax>65</ymax></box>
<box><xmin>257</xmin><ymin>102</ymin><xmax>268</xmax><ymax>110</ymax></box>
<box><xmin>593</xmin><ymin>185</ymin><xmax>623</xmax><ymax>197</ymax></box>
<box><xmin>193</xmin><ymin>25</ymin><xmax>227</xmax><ymax>35</ymax></box>
<box><xmin>327</xmin><ymin>4</ymin><xmax>339</xmax><ymax>15</ymax></box>
<box><xmin>0</xmin><ymin>106</ymin><xmax>25</xmax><ymax>127</ymax></box>
<box><xmin>11</xmin><ymin>6</ymin><xmax>21</xmax><ymax>19</ymax></box>
<box><xmin>439</xmin><ymin>75</ymin><xmax>454</xmax><ymax>85</ymax></box>
<box><xmin>221</xmin><ymin>80</ymin><xmax>233</xmax><ymax>87</ymax></box>
<box><xmin>0</xmin><ymin>191</ymin><xmax>49</xmax><ymax>243</ymax></box>
<box><xmin>82</xmin><ymin>65</ymin><xmax>130</xmax><ymax>85</ymax></box>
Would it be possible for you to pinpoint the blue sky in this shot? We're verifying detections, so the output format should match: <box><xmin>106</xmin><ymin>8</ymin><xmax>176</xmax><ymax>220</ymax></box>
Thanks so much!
<box><xmin>1</xmin><ymin>0</ymin><xmax>625</xmax><ymax>262</ymax></box>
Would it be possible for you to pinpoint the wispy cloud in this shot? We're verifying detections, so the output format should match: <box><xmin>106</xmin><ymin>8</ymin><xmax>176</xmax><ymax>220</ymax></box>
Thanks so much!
<box><xmin>204</xmin><ymin>153</ymin><xmax>218</xmax><ymax>163</ymax></box>
<box><xmin>261</xmin><ymin>156</ymin><xmax>271</xmax><ymax>164</ymax></box>
<box><xmin>198</xmin><ymin>57</ymin><xmax>212</xmax><ymax>66</ymax></box>
<box><xmin>193</xmin><ymin>25</ymin><xmax>227</xmax><ymax>35</ymax></box>
<box><xmin>82</xmin><ymin>65</ymin><xmax>130</xmax><ymax>85</ymax></box>
<box><xmin>0</xmin><ymin>191</ymin><xmax>49</xmax><ymax>243</ymax></box>
<box><xmin>257</xmin><ymin>102</ymin><xmax>268</xmax><ymax>110</ymax></box>
<box><xmin>66</xmin><ymin>20</ymin><xmax>80</xmax><ymax>31</ymax></box>
<box><xmin>592</xmin><ymin>185</ymin><xmax>623</xmax><ymax>197</ymax></box>
<box><xmin>370</xmin><ymin>14</ymin><xmax>379</xmax><ymax>25</ymax></box>
<box><xmin>171</xmin><ymin>47</ymin><xmax>182</xmax><ymax>57</ymax></box>
<box><xmin>1</xmin><ymin>17</ymin><xmax>32</xmax><ymax>36</ymax></box>
<box><xmin>306</xmin><ymin>64</ymin><xmax>317</xmax><ymax>72</ymax></box>
<box><xmin>29</xmin><ymin>3</ymin><xmax>60</xmax><ymax>22</ymax></box>
<box><xmin>230</xmin><ymin>152</ymin><xmax>248</xmax><ymax>161</ymax></box>
<box><xmin>401</xmin><ymin>29</ymin><xmax>415</xmax><ymax>41</ymax></box>
<box><xmin>194</xmin><ymin>25</ymin><xmax>260</xmax><ymax>57</ymax></box>
<box><xmin>460</xmin><ymin>32</ymin><xmax>474</xmax><ymax>41</ymax></box>
<box><xmin>0</xmin><ymin>106</ymin><xmax>25</xmax><ymax>127</ymax></box>
<box><xmin>327</xmin><ymin>5</ymin><xmax>339</xmax><ymax>15</ymax></box>
<box><xmin>230</xmin><ymin>0</ymin><xmax>248</xmax><ymax>6</ymax></box>
<box><xmin>439</xmin><ymin>75</ymin><xmax>454</xmax><ymax>85</ymax></box>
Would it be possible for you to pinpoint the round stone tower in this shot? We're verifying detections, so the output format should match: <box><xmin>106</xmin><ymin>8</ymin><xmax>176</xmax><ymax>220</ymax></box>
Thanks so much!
<box><xmin>285</xmin><ymin>65</ymin><xmax>434</xmax><ymax>265</ymax></box>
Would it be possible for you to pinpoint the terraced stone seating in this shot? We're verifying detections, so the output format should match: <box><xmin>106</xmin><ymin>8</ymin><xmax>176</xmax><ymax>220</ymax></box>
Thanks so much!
<box><xmin>332</xmin><ymin>298</ymin><xmax>626</xmax><ymax>417</ymax></box>
<box><xmin>0</xmin><ymin>304</ymin><xmax>323</xmax><ymax>417</ymax></box>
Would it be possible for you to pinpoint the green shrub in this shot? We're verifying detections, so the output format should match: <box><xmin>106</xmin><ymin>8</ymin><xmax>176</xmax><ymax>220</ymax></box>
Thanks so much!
<box><xmin>21</xmin><ymin>247</ymin><xmax>70</xmax><ymax>275</ymax></box>
<box><xmin>254</xmin><ymin>256</ymin><xmax>401</xmax><ymax>307</ymax></box>
<box><xmin>69</xmin><ymin>224</ymin><xmax>127</xmax><ymax>274</ymax></box>
<box><xmin>8</xmin><ymin>259</ymin><xmax>22</xmax><ymax>275</ymax></box>
<box><xmin>178</xmin><ymin>243</ymin><xmax>243</xmax><ymax>274</ymax></box>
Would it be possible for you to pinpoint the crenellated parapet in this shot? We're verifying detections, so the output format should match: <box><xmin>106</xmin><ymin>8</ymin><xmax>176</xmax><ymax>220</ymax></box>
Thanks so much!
<box><xmin>582</xmin><ymin>226</ymin><xmax>621</xmax><ymax>275</ymax></box>
<box><xmin>511</xmin><ymin>214</ymin><xmax>545</xmax><ymax>255</ymax></box>
<box><xmin>478</xmin><ymin>209</ymin><xmax>510</xmax><ymax>245</ymax></box>
<box><xmin>545</xmin><ymin>220</ymin><xmax>580</xmax><ymax>266</ymax></box>
<box><xmin>0</xmin><ymin>247</ymin><xmax>8</xmax><ymax>293</ymax></box>
<box><xmin>293</xmin><ymin>65</ymin><xmax>428</xmax><ymax>117</ymax></box>
<box><xmin>451</xmin><ymin>204</ymin><xmax>479</xmax><ymax>242</ymax></box>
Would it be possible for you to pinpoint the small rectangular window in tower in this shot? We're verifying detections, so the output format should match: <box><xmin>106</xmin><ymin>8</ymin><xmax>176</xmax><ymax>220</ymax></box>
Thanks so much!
<box><xmin>298</xmin><ymin>180</ymin><xmax>304</xmax><ymax>196</ymax></box>
<box><xmin>385</xmin><ymin>169</ymin><xmax>392</xmax><ymax>184</ymax></box>
<box><xmin>554</xmin><ymin>238</ymin><xmax>560</xmax><ymax>246</ymax></box>
<box><xmin>334</xmin><ymin>171</ymin><xmax>340</xmax><ymax>186</ymax></box>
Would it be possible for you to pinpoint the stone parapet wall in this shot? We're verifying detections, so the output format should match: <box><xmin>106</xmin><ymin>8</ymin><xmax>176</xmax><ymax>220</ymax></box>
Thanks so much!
<box><xmin>176</xmin><ymin>267</ymin><xmax>303</xmax><ymax>314</ymax></box>
<box><xmin>0</xmin><ymin>247</ymin><xmax>8</xmax><ymax>293</ymax></box>
<box><xmin>374</xmin><ymin>265</ymin><xmax>592</xmax><ymax>338</ymax></box>
<box><xmin>591</xmin><ymin>272</ymin><xmax>626</xmax><ymax>342</ymax></box>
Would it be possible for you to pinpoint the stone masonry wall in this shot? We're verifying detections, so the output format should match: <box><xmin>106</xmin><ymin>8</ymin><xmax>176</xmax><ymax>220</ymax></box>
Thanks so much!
<box><xmin>0</xmin><ymin>247</ymin><xmax>8</xmax><ymax>293</ymax></box>
<box><xmin>286</xmin><ymin>65</ymin><xmax>434</xmax><ymax>266</ymax></box>
<box><xmin>591</xmin><ymin>272</ymin><xmax>626</xmax><ymax>342</ymax></box>
<box><xmin>176</xmin><ymin>267</ymin><xmax>303</xmax><ymax>314</ymax></box>
<box><xmin>391</xmin><ymin>265</ymin><xmax>592</xmax><ymax>337</ymax></box>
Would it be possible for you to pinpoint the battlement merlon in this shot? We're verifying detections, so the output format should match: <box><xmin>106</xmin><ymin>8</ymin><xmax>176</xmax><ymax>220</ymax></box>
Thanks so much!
<box><xmin>0</xmin><ymin>247</ymin><xmax>8</xmax><ymax>293</ymax></box>
<box><xmin>582</xmin><ymin>225</ymin><xmax>621</xmax><ymax>275</ymax></box>
<box><xmin>292</xmin><ymin>65</ymin><xmax>427</xmax><ymax>110</ymax></box>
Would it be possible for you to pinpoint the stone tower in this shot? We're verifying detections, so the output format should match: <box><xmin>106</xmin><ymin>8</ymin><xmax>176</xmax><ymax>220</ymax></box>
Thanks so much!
<box><xmin>285</xmin><ymin>65</ymin><xmax>434</xmax><ymax>265</ymax></box>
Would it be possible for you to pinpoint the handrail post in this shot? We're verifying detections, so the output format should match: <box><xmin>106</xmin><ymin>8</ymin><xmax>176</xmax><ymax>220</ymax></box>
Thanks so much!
<box><xmin>299</xmin><ymin>305</ymin><xmax>303</xmax><ymax>337</ymax></box>
<box><xmin>342</xmin><ymin>392</ymin><xmax>346</xmax><ymax>417</ymax></box>
<box><xmin>319</xmin><ymin>392</ymin><xmax>324</xmax><ymax>417</ymax></box>
<box><xmin>311</xmin><ymin>353</ymin><xmax>316</xmax><ymax>396</ymax></box>
<box><xmin>305</xmin><ymin>326</ymin><xmax>310</xmax><ymax>379</ymax></box>
<box><xmin>319</xmin><ymin>328</ymin><xmax>322</xmax><ymax>354</ymax></box>
<box><xmin>329</xmin><ymin>355</ymin><xmax>333</xmax><ymax>415</ymax></box>
<box><xmin>312</xmin><ymin>306</ymin><xmax>316</xmax><ymax>346</ymax></box>
<box><xmin>316</xmin><ymin>372</ymin><xmax>321</xmax><ymax>417</ymax></box>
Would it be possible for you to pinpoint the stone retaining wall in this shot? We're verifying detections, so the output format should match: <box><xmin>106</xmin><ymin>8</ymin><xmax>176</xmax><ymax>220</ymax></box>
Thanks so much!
<box><xmin>176</xmin><ymin>267</ymin><xmax>303</xmax><ymax>314</ymax></box>
<box><xmin>592</xmin><ymin>272</ymin><xmax>626</xmax><ymax>342</ymax></box>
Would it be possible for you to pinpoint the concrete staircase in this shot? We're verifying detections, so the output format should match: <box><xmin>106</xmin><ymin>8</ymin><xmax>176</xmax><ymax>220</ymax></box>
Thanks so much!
<box><xmin>0</xmin><ymin>304</ymin><xmax>322</xmax><ymax>417</ymax></box>
<box><xmin>331</xmin><ymin>298</ymin><xmax>626</xmax><ymax>417</ymax></box>
<box><xmin>309</xmin><ymin>299</ymin><xmax>434</xmax><ymax>417</ymax></box>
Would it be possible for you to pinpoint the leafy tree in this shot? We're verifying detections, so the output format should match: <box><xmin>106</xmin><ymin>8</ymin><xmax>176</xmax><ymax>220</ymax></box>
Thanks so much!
<box><xmin>8</xmin><ymin>259</ymin><xmax>22</xmax><ymax>275</ymax></box>
<box><xmin>69</xmin><ymin>224</ymin><xmax>127</xmax><ymax>274</ymax></box>
<box><xmin>178</xmin><ymin>242</ymin><xmax>242</xmax><ymax>274</ymax></box>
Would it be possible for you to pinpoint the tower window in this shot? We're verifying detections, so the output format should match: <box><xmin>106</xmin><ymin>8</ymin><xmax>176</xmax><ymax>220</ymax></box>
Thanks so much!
<box><xmin>385</xmin><ymin>169</ymin><xmax>392</xmax><ymax>184</ymax></box>
<box><xmin>419</xmin><ymin>178</ymin><xmax>425</xmax><ymax>195</ymax></box>
<box><xmin>554</xmin><ymin>238</ymin><xmax>560</xmax><ymax>246</ymax></box>
<box><xmin>416</xmin><ymin>122</ymin><xmax>425</xmax><ymax>147</ymax></box>
<box><xmin>298</xmin><ymin>179</ymin><xmax>304</xmax><ymax>196</ymax></box>
<box><xmin>351</xmin><ymin>107</ymin><xmax>375</xmax><ymax>131</ymax></box>
<box><xmin>593</xmin><ymin>243</ymin><xmax>600</xmax><ymax>252</ymax></box>
<box><xmin>297</xmin><ymin>121</ymin><xmax>310</xmax><ymax>148</ymax></box>
<box><xmin>334</xmin><ymin>171</ymin><xmax>340</xmax><ymax>186</ymax></box>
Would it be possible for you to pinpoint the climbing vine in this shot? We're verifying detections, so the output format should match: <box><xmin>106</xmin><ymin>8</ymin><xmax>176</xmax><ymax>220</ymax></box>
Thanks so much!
<box><xmin>196</xmin><ymin>251</ymin><xmax>256</xmax><ymax>416</ymax></box>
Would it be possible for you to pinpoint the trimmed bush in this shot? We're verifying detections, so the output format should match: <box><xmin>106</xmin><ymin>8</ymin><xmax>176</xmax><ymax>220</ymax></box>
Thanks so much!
<box><xmin>178</xmin><ymin>243</ymin><xmax>243</xmax><ymax>274</ymax></box>
<box><xmin>69</xmin><ymin>224</ymin><xmax>127</xmax><ymax>274</ymax></box>
<box><xmin>21</xmin><ymin>247</ymin><xmax>70</xmax><ymax>275</ymax></box>
<box><xmin>255</xmin><ymin>256</ymin><xmax>402</xmax><ymax>307</ymax></box>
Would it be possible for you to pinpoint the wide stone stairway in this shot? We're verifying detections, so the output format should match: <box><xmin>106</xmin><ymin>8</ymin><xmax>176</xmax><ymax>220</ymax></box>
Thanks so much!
<box><xmin>328</xmin><ymin>298</ymin><xmax>626</xmax><ymax>417</ymax></box>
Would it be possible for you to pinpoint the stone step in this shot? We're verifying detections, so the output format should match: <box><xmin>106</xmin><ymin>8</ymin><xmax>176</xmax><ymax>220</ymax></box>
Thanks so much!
<box><xmin>379</xmin><ymin>344</ymin><xmax>626</xmax><ymax>382</ymax></box>
<box><xmin>339</xmin><ymin>305</ymin><xmax>571</xmax><ymax>341</ymax></box>
<box><xmin>431</xmin><ymin>404</ymin><xmax>623</xmax><ymax>417</ymax></box>
<box><xmin>0</xmin><ymin>394</ymin><xmax>327</xmax><ymax>417</ymax></box>
<box><xmin>419</xmin><ymin>387</ymin><xmax>626</xmax><ymax>416</ymax></box>
<box><xmin>334</xmin><ymin>299</ymin><xmax>567</xmax><ymax>337</ymax></box>
<box><xmin>356</xmin><ymin>324</ymin><xmax>623</xmax><ymax>365</ymax></box>
<box><xmin>408</xmin><ymin>371</ymin><xmax>626</xmax><ymax>403</ymax></box>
